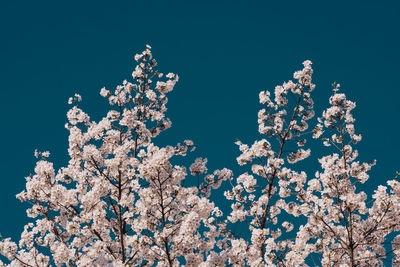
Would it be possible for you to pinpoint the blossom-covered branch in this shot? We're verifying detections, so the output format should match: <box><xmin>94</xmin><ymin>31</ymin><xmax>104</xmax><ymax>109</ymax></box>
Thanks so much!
<box><xmin>1</xmin><ymin>47</ymin><xmax>399</xmax><ymax>267</ymax></box>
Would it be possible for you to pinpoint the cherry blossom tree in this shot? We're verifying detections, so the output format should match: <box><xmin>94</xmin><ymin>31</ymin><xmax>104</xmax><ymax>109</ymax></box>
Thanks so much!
<box><xmin>0</xmin><ymin>46</ymin><xmax>231</xmax><ymax>266</ymax></box>
<box><xmin>1</xmin><ymin>46</ymin><xmax>399</xmax><ymax>266</ymax></box>
<box><xmin>219</xmin><ymin>67</ymin><xmax>400</xmax><ymax>266</ymax></box>
<box><xmin>295</xmin><ymin>84</ymin><xmax>400</xmax><ymax>266</ymax></box>
<box><xmin>221</xmin><ymin>60</ymin><xmax>316</xmax><ymax>266</ymax></box>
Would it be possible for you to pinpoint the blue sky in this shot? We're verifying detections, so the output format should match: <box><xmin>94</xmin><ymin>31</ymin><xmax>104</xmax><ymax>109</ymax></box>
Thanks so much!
<box><xmin>0</xmin><ymin>0</ymin><xmax>399</xmax><ymax>249</ymax></box>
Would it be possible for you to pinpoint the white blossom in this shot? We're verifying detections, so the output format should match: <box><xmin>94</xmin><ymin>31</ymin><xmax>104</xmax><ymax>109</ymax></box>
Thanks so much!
<box><xmin>1</xmin><ymin>53</ymin><xmax>399</xmax><ymax>266</ymax></box>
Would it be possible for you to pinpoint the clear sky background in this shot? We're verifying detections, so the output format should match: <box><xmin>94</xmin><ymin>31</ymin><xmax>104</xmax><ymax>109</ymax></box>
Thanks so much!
<box><xmin>0</xmin><ymin>0</ymin><xmax>399</xmax><ymax>252</ymax></box>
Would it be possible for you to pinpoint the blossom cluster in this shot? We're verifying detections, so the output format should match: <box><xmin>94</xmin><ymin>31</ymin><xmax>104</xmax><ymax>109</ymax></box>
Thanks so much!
<box><xmin>1</xmin><ymin>47</ymin><xmax>399</xmax><ymax>267</ymax></box>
